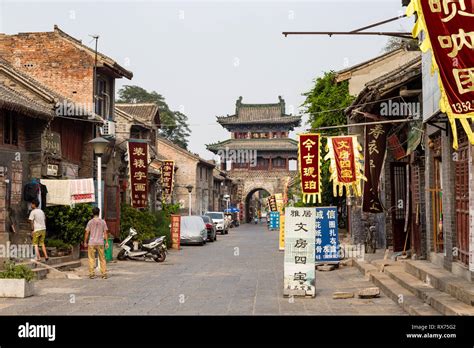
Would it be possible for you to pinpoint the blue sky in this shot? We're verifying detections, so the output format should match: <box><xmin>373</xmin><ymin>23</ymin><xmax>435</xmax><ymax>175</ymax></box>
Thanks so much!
<box><xmin>0</xmin><ymin>0</ymin><xmax>413</xmax><ymax>158</ymax></box>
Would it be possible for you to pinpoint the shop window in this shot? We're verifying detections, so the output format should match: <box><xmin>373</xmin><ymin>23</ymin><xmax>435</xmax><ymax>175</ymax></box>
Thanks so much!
<box><xmin>3</xmin><ymin>112</ymin><xmax>18</xmax><ymax>146</ymax></box>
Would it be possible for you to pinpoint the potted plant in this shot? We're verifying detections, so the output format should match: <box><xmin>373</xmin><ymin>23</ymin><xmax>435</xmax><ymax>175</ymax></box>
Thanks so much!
<box><xmin>0</xmin><ymin>261</ymin><xmax>35</xmax><ymax>298</ymax></box>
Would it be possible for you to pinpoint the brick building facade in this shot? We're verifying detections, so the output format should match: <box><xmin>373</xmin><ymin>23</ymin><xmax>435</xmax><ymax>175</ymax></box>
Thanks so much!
<box><xmin>0</xmin><ymin>25</ymin><xmax>133</xmax><ymax>238</ymax></box>
<box><xmin>157</xmin><ymin>136</ymin><xmax>215</xmax><ymax>215</ymax></box>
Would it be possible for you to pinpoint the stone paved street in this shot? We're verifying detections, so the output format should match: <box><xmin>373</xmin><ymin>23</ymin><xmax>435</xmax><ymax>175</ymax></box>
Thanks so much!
<box><xmin>0</xmin><ymin>223</ymin><xmax>405</xmax><ymax>315</ymax></box>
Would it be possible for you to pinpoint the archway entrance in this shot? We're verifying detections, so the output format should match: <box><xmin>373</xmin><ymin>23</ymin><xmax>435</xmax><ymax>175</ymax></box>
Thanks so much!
<box><xmin>244</xmin><ymin>188</ymin><xmax>271</xmax><ymax>223</ymax></box>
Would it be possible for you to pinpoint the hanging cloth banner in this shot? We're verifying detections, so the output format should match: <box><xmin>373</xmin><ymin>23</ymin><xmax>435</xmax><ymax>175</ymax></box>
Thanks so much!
<box><xmin>127</xmin><ymin>140</ymin><xmax>149</xmax><ymax>208</ymax></box>
<box><xmin>407</xmin><ymin>0</ymin><xmax>474</xmax><ymax>150</ymax></box>
<box><xmin>161</xmin><ymin>160</ymin><xmax>175</xmax><ymax>197</ymax></box>
<box><xmin>298</xmin><ymin>133</ymin><xmax>322</xmax><ymax>204</ymax></box>
<box><xmin>362</xmin><ymin>124</ymin><xmax>390</xmax><ymax>213</ymax></box>
<box><xmin>387</xmin><ymin>133</ymin><xmax>406</xmax><ymax>160</ymax></box>
<box><xmin>324</xmin><ymin>135</ymin><xmax>366</xmax><ymax>197</ymax></box>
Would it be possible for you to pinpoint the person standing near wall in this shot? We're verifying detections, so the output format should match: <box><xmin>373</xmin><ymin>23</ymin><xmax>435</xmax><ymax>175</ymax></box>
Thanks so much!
<box><xmin>29</xmin><ymin>199</ymin><xmax>49</xmax><ymax>262</ymax></box>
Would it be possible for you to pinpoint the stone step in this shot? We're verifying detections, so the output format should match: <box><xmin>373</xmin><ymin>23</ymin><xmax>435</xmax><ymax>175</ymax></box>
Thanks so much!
<box><xmin>384</xmin><ymin>266</ymin><xmax>474</xmax><ymax>316</ymax></box>
<box><xmin>352</xmin><ymin>258</ymin><xmax>440</xmax><ymax>315</ymax></box>
<box><xmin>368</xmin><ymin>271</ymin><xmax>441</xmax><ymax>316</ymax></box>
<box><xmin>30</xmin><ymin>260</ymin><xmax>82</xmax><ymax>280</ymax></box>
<box><xmin>18</xmin><ymin>254</ymin><xmax>78</xmax><ymax>268</ymax></box>
<box><xmin>404</xmin><ymin>260</ymin><xmax>474</xmax><ymax>307</ymax></box>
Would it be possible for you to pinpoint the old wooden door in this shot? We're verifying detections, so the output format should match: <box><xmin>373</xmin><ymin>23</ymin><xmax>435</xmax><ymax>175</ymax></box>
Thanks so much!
<box><xmin>391</xmin><ymin>162</ymin><xmax>410</xmax><ymax>252</ymax></box>
<box><xmin>104</xmin><ymin>185</ymin><xmax>120</xmax><ymax>239</ymax></box>
<box><xmin>455</xmin><ymin>137</ymin><xmax>469</xmax><ymax>266</ymax></box>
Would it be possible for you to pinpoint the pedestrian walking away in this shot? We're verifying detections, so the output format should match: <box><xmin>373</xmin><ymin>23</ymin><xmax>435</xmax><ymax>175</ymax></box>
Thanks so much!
<box><xmin>84</xmin><ymin>207</ymin><xmax>109</xmax><ymax>279</ymax></box>
<box><xmin>29</xmin><ymin>199</ymin><xmax>49</xmax><ymax>262</ymax></box>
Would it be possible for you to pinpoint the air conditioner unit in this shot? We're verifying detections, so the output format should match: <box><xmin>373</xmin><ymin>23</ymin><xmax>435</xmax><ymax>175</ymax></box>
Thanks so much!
<box><xmin>101</xmin><ymin>120</ymin><xmax>116</xmax><ymax>137</ymax></box>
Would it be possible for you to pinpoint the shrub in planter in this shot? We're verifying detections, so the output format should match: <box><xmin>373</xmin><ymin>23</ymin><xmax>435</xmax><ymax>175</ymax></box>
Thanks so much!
<box><xmin>0</xmin><ymin>261</ymin><xmax>35</xmax><ymax>298</ymax></box>
<box><xmin>46</xmin><ymin>239</ymin><xmax>72</xmax><ymax>255</ymax></box>
<box><xmin>45</xmin><ymin>204</ymin><xmax>93</xmax><ymax>246</ymax></box>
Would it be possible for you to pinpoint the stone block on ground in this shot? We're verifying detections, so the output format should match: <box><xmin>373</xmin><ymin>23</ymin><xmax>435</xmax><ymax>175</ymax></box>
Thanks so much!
<box><xmin>332</xmin><ymin>291</ymin><xmax>354</xmax><ymax>299</ymax></box>
<box><xmin>358</xmin><ymin>287</ymin><xmax>380</xmax><ymax>299</ymax></box>
<box><xmin>317</xmin><ymin>264</ymin><xmax>336</xmax><ymax>272</ymax></box>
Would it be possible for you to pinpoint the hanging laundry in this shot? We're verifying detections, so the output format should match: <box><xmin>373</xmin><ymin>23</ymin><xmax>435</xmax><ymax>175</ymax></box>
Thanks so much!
<box><xmin>23</xmin><ymin>180</ymin><xmax>39</xmax><ymax>203</ymax></box>
<box><xmin>41</xmin><ymin>179</ymin><xmax>73</xmax><ymax>206</ymax></box>
<box><xmin>70</xmin><ymin>179</ymin><xmax>95</xmax><ymax>204</ymax></box>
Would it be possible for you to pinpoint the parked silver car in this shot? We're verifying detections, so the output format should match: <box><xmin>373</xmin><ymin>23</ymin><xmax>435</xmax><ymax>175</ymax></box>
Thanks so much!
<box><xmin>180</xmin><ymin>216</ymin><xmax>208</xmax><ymax>246</ymax></box>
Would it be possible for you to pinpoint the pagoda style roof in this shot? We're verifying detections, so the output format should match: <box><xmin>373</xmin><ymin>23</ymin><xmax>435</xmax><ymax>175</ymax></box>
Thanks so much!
<box><xmin>216</xmin><ymin>96</ymin><xmax>301</xmax><ymax>129</ymax></box>
<box><xmin>206</xmin><ymin>138</ymin><xmax>298</xmax><ymax>153</ymax></box>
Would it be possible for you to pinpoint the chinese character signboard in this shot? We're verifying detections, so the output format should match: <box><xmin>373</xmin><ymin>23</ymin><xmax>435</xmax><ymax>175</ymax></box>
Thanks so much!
<box><xmin>279</xmin><ymin>215</ymin><xmax>285</xmax><ymax>251</ymax></box>
<box><xmin>41</xmin><ymin>131</ymin><xmax>62</xmax><ymax>157</ymax></box>
<box><xmin>283</xmin><ymin>207</ymin><xmax>316</xmax><ymax>297</ymax></box>
<box><xmin>407</xmin><ymin>0</ymin><xmax>474</xmax><ymax>149</ymax></box>
<box><xmin>269</xmin><ymin>211</ymin><xmax>280</xmax><ymax>230</ymax></box>
<box><xmin>275</xmin><ymin>193</ymin><xmax>284</xmax><ymax>213</ymax></box>
<box><xmin>161</xmin><ymin>160</ymin><xmax>175</xmax><ymax>197</ymax></box>
<box><xmin>268</xmin><ymin>195</ymin><xmax>277</xmax><ymax>212</ymax></box>
<box><xmin>170</xmin><ymin>215</ymin><xmax>181</xmax><ymax>250</ymax></box>
<box><xmin>315</xmin><ymin>207</ymin><xmax>339</xmax><ymax>264</ymax></box>
<box><xmin>298</xmin><ymin>134</ymin><xmax>322</xmax><ymax>204</ymax></box>
<box><xmin>324</xmin><ymin>135</ymin><xmax>366</xmax><ymax>197</ymax></box>
<box><xmin>362</xmin><ymin>124</ymin><xmax>390</xmax><ymax>213</ymax></box>
<box><xmin>127</xmin><ymin>141</ymin><xmax>149</xmax><ymax>208</ymax></box>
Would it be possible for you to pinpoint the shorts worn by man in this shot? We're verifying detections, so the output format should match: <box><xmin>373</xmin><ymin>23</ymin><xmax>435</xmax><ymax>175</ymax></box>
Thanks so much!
<box><xmin>84</xmin><ymin>207</ymin><xmax>109</xmax><ymax>279</ymax></box>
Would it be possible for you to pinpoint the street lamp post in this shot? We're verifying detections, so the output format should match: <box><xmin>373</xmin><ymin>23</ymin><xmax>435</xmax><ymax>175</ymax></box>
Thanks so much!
<box><xmin>89</xmin><ymin>136</ymin><xmax>109</xmax><ymax>219</ymax></box>
<box><xmin>224</xmin><ymin>194</ymin><xmax>230</xmax><ymax>212</ymax></box>
<box><xmin>186</xmin><ymin>185</ymin><xmax>193</xmax><ymax>216</ymax></box>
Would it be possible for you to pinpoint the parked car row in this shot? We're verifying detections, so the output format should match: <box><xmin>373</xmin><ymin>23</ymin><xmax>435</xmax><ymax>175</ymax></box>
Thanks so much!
<box><xmin>180</xmin><ymin>211</ymin><xmax>236</xmax><ymax>246</ymax></box>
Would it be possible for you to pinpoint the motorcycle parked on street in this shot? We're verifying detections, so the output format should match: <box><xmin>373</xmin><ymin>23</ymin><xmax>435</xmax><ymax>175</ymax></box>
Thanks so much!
<box><xmin>117</xmin><ymin>228</ymin><xmax>167</xmax><ymax>262</ymax></box>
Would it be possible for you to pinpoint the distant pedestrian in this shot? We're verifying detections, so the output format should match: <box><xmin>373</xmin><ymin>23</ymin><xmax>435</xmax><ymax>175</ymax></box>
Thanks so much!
<box><xmin>84</xmin><ymin>207</ymin><xmax>109</xmax><ymax>279</ymax></box>
<box><xmin>29</xmin><ymin>199</ymin><xmax>48</xmax><ymax>262</ymax></box>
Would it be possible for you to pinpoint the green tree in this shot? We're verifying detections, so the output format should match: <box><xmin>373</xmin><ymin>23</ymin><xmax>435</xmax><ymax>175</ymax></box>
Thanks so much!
<box><xmin>300</xmin><ymin>71</ymin><xmax>354</xmax><ymax>207</ymax></box>
<box><xmin>117</xmin><ymin>85</ymin><xmax>191</xmax><ymax>149</ymax></box>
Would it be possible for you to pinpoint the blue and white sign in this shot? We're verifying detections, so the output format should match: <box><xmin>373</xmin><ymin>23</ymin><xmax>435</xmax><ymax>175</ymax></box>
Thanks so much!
<box><xmin>269</xmin><ymin>211</ymin><xmax>280</xmax><ymax>230</ymax></box>
<box><xmin>315</xmin><ymin>207</ymin><xmax>339</xmax><ymax>264</ymax></box>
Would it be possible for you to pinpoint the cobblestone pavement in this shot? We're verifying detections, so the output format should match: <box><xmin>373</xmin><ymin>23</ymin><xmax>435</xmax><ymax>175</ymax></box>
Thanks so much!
<box><xmin>0</xmin><ymin>223</ymin><xmax>406</xmax><ymax>315</ymax></box>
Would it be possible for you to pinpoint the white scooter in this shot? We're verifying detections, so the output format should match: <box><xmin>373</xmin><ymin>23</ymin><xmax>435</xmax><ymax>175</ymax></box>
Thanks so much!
<box><xmin>117</xmin><ymin>228</ymin><xmax>167</xmax><ymax>262</ymax></box>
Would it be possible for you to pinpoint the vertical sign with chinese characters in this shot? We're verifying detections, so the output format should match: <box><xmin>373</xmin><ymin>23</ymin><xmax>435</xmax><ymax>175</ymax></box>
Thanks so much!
<box><xmin>127</xmin><ymin>141</ymin><xmax>149</xmax><ymax>208</ymax></box>
<box><xmin>268</xmin><ymin>195</ymin><xmax>277</xmax><ymax>212</ymax></box>
<box><xmin>275</xmin><ymin>193</ymin><xmax>284</xmax><ymax>213</ymax></box>
<box><xmin>161</xmin><ymin>160</ymin><xmax>175</xmax><ymax>197</ymax></box>
<box><xmin>362</xmin><ymin>124</ymin><xmax>390</xmax><ymax>213</ymax></box>
<box><xmin>315</xmin><ymin>207</ymin><xmax>339</xmax><ymax>264</ymax></box>
<box><xmin>170</xmin><ymin>215</ymin><xmax>181</xmax><ymax>250</ymax></box>
<box><xmin>324</xmin><ymin>135</ymin><xmax>366</xmax><ymax>197</ymax></box>
<box><xmin>298</xmin><ymin>133</ymin><xmax>322</xmax><ymax>204</ymax></box>
<box><xmin>279</xmin><ymin>215</ymin><xmax>285</xmax><ymax>251</ymax></box>
<box><xmin>269</xmin><ymin>211</ymin><xmax>280</xmax><ymax>230</ymax></box>
<box><xmin>407</xmin><ymin>0</ymin><xmax>474</xmax><ymax>149</ymax></box>
<box><xmin>283</xmin><ymin>207</ymin><xmax>316</xmax><ymax>298</ymax></box>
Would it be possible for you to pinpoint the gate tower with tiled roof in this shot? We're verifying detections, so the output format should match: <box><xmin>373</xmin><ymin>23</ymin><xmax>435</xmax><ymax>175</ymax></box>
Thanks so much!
<box><xmin>207</xmin><ymin>96</ymin><xmax>301</xmax><ymax>222</ymax></box>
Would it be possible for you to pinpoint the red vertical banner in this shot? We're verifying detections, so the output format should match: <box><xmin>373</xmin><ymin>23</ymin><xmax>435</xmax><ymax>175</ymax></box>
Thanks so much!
<box><xmin>161</xmin><ymin>160</ymin><xmax>175</xmax><ymax>197</ymax></box>
<box><xmin>324</xmin><ymin>135</ymin><xmax>366</xmax><ymax>197</ymax></box>
<box><xmin>170</xmin><ymin>215</ymin><xmax>181</xmax><ymax>250</ymax></box>
<box><xmin>128</xmin><ymin>141</ymin><xmax>149</xmax><ymax>208</ymax></box>
<box><xmin>298</xmin><ymin>133</ymin><xmax>322</xmax><ymax>204</ymax></box>
<box><xmin>407</xmin><ymin>0</ymin><xmax>474</xmax><ymax>149</ymax></box>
